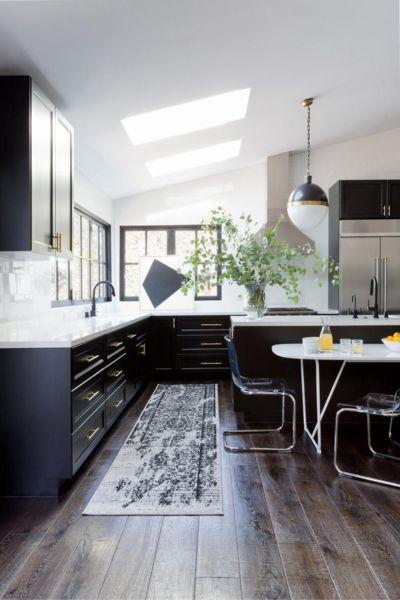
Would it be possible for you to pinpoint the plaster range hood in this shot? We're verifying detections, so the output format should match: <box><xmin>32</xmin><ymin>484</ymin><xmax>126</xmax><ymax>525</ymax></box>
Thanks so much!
<box><xmin>264</xmin><ymin>152</ymin><xmax>315</xmax><ymax>254</ymax></box>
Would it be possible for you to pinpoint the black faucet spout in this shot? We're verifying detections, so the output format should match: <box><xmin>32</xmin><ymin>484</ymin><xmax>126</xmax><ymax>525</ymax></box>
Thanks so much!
<box><xmin>88</xmin><ymin>280</ymin><xmax>116</xmax><ymax>318</ymax></box>
<box><xmin>368</xmin><ymin>276</ymin><xmax>379</xmax><ymax>319</ymax></box>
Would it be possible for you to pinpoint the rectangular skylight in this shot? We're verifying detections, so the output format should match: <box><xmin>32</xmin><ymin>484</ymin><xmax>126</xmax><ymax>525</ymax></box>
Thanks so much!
<box><xmin>146</xmin><ymin>140</ymin><xmax>242</xmax><ymax>177</ymax></box>
<box><xmin>121</xmin><ymin>88</ymin><xmax>250</xmax><ymax>145</ymax></box>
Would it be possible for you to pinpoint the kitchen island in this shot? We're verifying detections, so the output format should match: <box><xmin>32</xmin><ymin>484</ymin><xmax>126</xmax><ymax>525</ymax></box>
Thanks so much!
<box><xmin>230</xmin><ymin>314</ymin><xmax>400</xmax><ymax>422</ymax></box>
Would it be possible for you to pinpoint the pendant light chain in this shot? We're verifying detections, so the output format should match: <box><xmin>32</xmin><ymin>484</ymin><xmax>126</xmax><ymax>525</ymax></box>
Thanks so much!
<box><xmin>306</xmin><ymin>103</ymin><xmax>311</xmax><ymax>178</ymax></box>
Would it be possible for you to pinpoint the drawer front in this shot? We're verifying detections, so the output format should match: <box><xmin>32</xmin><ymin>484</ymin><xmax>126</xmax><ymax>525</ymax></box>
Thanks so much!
<box><xmin>176</xmin><ymin>334</ymin><xmax>227</xmax><ymax>352</ymax></box>
<box><xmin>72</xmin><ymin>341</ymin><xmax>104</xmax><ymax>385</ymax></box>
<box><xmin>105</xmin><ymin>383</ymin><xmax>127</xmax><ymax>429</ymax></box>
<box><xmin>176</xmin><ymin>316</ymin><xmax>230</xmax><ymax>333</ymax></box>
<box><xmin>105</xmin><ymin>333</ymin><xmax>126</xmax><ymax>361</ymax></box>
<box><xmin>72</xmin><ymin>405</ymin><xmax>105</xmax><ymax>468</ymax></box>
<box><xmin>104</xmin><ymin>355</ymin><xmax>127</xmax><ymax>395</ymax></box>
<box><xmin>176</xmin><ymin>353</ymin><xmax>229</xmax><ymax>371</ymax></box>
<box><xmin>72</xmin><ymin>376</ymin><xmax>104</xmax><ymax>430</ymax></box>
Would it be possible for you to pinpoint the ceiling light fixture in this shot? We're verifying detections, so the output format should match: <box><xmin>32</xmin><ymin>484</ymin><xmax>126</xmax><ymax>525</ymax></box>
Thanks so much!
<box><xmin>146</xmin><ymin>140</ymin><xmax>242</xmax><ymax>177</ymax></box>
<box><xmin>287</xmin><ymin>98</ymin><xmax>328</xmax><ymax>230</ymax></box>
<box><xmin>121</xmin><ymin>89</ymin><xmax>250</xmax><ymax>145</ymax></box>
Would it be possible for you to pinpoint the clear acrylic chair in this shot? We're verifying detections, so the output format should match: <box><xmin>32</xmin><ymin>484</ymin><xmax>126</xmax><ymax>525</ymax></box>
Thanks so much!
<box><xmin>334</xmin><ymin>389</ymin><xmax>400</xmax><ymax>488</ymax></box>
<box><xmin>223</xmin><ymin>336</ymin><xmax>296</xmax><ymax>453</ymax></box>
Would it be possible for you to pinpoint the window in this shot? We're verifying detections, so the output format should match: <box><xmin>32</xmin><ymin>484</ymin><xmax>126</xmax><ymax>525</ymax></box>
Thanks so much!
<box><xmin>51</xmin><ymin>207</ymin><xmax>111</xmax><ymax>305</ymax></box>
<box><xmin>120</xmin><ymin>225</ymin><xmax>221</xmax><ymax>301</ymax></box>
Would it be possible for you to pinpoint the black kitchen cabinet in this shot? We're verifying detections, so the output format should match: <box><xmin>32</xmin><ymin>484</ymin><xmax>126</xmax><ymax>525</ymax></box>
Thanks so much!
<box><xmin>387</xmin><ymin>180</ymin><xmax>400</xmax><ymax>218</ymax></box>
<box><xmin>337</xmin><ymin>180</ymin><xmax>386</xmax><ymax>219</ymax></box>
<box><xmin>0</xmin><ymin>76</ymin><xmax>73</xmax><ymax>256</ymax></box>
<box><xmin>330</xmin><ymin>179</ymin><xmax>400</xmax><ymax>220</ymax></box>
<box><xmin>152</xmin><ymin>317</ymin><xmax>176</xmax><ymax>374</ymax></box>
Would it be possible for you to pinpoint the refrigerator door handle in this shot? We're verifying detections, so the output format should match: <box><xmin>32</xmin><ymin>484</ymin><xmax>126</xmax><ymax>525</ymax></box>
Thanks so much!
<box><xmin>382</xmin><ymin>257</ymin><xmax>388</xmax><ymax>314</ymax></box>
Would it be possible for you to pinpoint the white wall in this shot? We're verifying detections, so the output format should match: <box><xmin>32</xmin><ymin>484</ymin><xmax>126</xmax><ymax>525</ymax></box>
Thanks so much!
<box><xmin>0</xmin><ymin>170</ymin><xmax>114</xmax><ymax>323</ymax></box>
<box><xmin>289</xmin><ymin>126</ymin><xmax>400</xmax><ymax>307</ymax></box>
<box><xmin>114</xmin><ymin>163</ymin><xmax>266</xmax><ymax>311</ymax></box>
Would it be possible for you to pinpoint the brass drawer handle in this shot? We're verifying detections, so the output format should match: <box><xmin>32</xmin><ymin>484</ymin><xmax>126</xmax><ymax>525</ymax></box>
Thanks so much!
<box><xmin>112</xmin><ymin>399</ymin><xmax>124</xmax><ymax>409</ymax></box>
<box><xmin>201</xmin><ymin>342</ymin><xmax>222</xmax><ymax>346</ymax></box>
<box><xmin>201</xmin><ymin>323</ymin><xmax>222</xmax><ymax>327</ymax></box>
<box><xmin>110</xmin><ymin>341</ymin><xmax>124</xmax><ymax>348</ymax></box>
<box><xmin>109</xmin><ymin>369</ymin><xmax>123</xmax><ymax>378</ymax></box>
<box><xmin>85</xmin><ymin>390</ymin><xmax>100</xmax><ymax>402</ymax></box>
<box><xmin>84</xmin><ymin>426</ymin><xmax>100</xmax><ymax>441</ymax></box>
<box><xmin>201</xmin><ymin>361</ymin><xmax>223</xmax><ymax>366</ymax></box>
<box><xmin>80</xmin><ymin>353</ymin><xmax>100</xmax><ymax>363</ymax></box>
<box><xmin>127</xmin><ymin>333</ymin><xmax>137</xmax><ymax>339</ymax></box>
<box><xmin>52</xmin><ymin>232</ymin><xmax>62</xmax><ymax>253</ymax></box>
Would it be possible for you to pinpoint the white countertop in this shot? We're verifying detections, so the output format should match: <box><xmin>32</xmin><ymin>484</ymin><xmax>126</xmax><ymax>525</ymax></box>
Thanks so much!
<box><xmin>231</xmin><ymin>315</ymin><xmax>400</xmax><ymax>327</ymax></box>
<box><xmin>272</xmin><ymin>343</ymin><xmax>400</xmax><ymax>362</ymax></box>
<box><xmin>0</xmin><ymin>309</ymin><xmax>244</xmax><ymax>349</ymax></box>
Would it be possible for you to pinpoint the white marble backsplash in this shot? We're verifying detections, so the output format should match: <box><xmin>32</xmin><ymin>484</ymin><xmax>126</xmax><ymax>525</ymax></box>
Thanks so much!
<box><xmin>0</xmin><ymin>254</ymin><xmax>117</xmax><ymax>328</ymax></box>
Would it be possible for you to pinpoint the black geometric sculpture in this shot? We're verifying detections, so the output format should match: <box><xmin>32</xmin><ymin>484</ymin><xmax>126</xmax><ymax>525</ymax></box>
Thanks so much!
<box><xmin>142</xmin><ymin>259</ymin><xmax>188</xmax><ymax>308</ymax></box>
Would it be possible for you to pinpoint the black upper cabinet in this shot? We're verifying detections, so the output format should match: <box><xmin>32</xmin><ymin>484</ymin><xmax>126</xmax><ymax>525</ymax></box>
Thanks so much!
<box><xmin>0</xmin><ymin>76</ymin><xmax>73</xmax><ymax>256</ymax></box>
<box><xmin>387</xmin><ymin>180</ymin><xmax>400</xmax><ymax>218</ymax></box>
<box><xmin>339</xmin><ymin>180</ymin><xmax>386</xmax><ymax>219</ymax></box>
<box><xmin>332</xmin><ymin>180</ymin><xmax>400</xmax><ymax>220</ymax></box>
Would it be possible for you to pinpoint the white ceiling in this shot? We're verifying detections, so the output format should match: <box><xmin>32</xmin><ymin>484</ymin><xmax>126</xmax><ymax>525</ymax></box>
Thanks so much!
<box><xmin>0</xmin><ymin>0</ymin><xmax>399</xmax><ymax>199</ymax></box>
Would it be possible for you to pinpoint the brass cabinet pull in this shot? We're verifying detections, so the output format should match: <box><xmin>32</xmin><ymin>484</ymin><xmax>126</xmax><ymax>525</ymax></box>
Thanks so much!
<box><xmin>109</xmin><ymin>369</ymin><xmax>123</xmax><ymax>378</ymax></box>
<box><xmin>388</xmin><ymin>204</ymin><xmax>391</xmax><ymax>217</ymax></box>
<box><xmin>201</xmin><ymin>342</ymin><xmax>222</xmax><ymax>346</ymax></box>
<box><xmin>201</xmin><ymin>361</ymin><xmax>223</xmax><ymax>366</ymax></box>
<box><xmin>85</xmin><ymin>390</ymin><xmax>100</xmax><ymax>402</ymax></box>
<box><xmin>80</xmin><ymin>353</ymin><xmax>100</xmax><ymax>363</ymax></box>
<box><xmin>112</xmin><ymin>399</ymin><xmax>124</xmax><ymax>409</ymax></box>
<box><xmin>383</xmin><ymin>205</ymin><xmax>386</xmax><ymax>217</ymax></box>
<box><xmin>110</xmin><ymin>341</ymin><xmax>124</xmax><ymax>348</ymax></box>
<box><xmin>127</xmin><ymin>333</ymin><xmax>137</xmax><ymax>339</ymax></box>
<box><xmin>201</xmin><ymin>323</ymin><xmax>222</xmax><ymax>327</ymax></box>
<box><xmin>52</xmin><ymin>233</ymin><xmax>61</xmax><ymax>252</ymax></box>
<box><xmin>84</xmin><ymin>426</ymin><xmax>100</xmax><ymax>441</ymax></box>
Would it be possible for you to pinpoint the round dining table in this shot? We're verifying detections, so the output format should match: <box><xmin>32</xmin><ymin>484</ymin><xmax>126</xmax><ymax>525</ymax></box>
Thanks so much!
<box><xmin>272</xmin><ymin>343</ymin><xmax>400</xmax><ymax>454</ymax></box>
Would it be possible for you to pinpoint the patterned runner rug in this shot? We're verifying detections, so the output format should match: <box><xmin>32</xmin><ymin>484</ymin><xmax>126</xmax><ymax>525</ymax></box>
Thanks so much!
<box><xmin>84</xmin><ymin>383</ymin><xmax>222</xmax><ymax>515</ymax></box>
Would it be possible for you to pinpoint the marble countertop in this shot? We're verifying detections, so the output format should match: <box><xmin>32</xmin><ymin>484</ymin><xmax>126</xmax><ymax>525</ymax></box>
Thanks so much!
<box><xmin>231</xmin><ymin>315</ymin><xmax>400</xmax><ymax>327</ymax></box>
<box><xmin>0</xmin><ymin>309</ymin><xmax>244</xmax><ymax>349</ymax></box>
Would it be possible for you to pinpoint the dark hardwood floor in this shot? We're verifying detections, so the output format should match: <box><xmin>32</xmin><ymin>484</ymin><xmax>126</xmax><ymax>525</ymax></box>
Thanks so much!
<box><xmin>1</xmin><ymin>380</ymin><xmax>400</xmax><ymax>599</ymax></box>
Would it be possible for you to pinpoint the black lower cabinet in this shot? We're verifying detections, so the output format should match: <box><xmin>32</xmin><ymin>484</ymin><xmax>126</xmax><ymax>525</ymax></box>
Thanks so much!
<box><xmin>0</xmin><ymin>318</ymin><xmax>151</xmax><ymax>496</ymax></box>
<box><xmin>152</xmin><ymin>317</ymin><xmax>175</xmax><ymax>375</ymax></box>
<box><xmin>0</xmin><ymin>313</ymin><xmax>234</xmax><ymax>496</ymax></box>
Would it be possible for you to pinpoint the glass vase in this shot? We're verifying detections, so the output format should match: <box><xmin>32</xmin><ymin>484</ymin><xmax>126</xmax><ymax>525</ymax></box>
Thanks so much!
<box><xmin>243</xmin><ymin>283</ymin><xmax>266</xmax><ymax>319</ymax></box>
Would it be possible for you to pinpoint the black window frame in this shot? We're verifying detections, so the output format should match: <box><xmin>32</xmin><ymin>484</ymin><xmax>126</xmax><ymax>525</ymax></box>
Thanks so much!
<box><xmin>120</xmin><ymin>224</ymin><xmax>222</xmax><ymax>302</ymax></box>
<box><xmin>51</xmin><ymin>205</ymin><xmax>112</xmax><ymax>307</ymax></box>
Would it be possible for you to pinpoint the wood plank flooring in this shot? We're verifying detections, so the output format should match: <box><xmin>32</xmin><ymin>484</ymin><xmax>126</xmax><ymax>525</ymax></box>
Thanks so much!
<box><xmin>1</xmin><ymin>380</ymin><xmax>400</xmax><ymax>599</ymax></box>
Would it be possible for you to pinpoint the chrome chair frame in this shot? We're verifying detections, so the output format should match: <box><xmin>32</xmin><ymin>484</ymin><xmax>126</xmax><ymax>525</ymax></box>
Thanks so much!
<box><xmin>223</xmin><ymin>336</ymin><xmax>296</xmax><ymax>453</ymax></box>
<box><xmin>334</xmin><ymin>389</ymin><xmax>400</xmax><ymax>488</ymax></box>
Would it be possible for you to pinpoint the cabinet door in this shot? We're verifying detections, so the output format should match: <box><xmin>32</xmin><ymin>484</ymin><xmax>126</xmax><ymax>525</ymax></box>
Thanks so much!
<box><xmin>340</xmin><ymin>181</ymin><xmax>386</xmax><ymax>220</ymax></box>
<box><xmin>340</xmin><ymin>237</ymin><xmax>381</xmax><ymax>313</ymax></box>
<box><xmin>54</xmin><ymin>111</ymin><xmax>73</xmax><ymax>257</ymax></box>
<box><xmin>387</xmin><ymin>181</ymin><xmax>400</xmax><ymax>219</ymax></box>
<box><xmin>151</xmin><ymin>318</ymin><xmax>175</xmax><ymax>371</ymax></box>
<box><xmin>381</xmin><ymin>237</ymin><xmax>400</xmax><ymax>313</ymax></box>
<box><xmin>31</xmin><ymin>84</ymin><xmax>55</xmax><ymax>254</ymax></box>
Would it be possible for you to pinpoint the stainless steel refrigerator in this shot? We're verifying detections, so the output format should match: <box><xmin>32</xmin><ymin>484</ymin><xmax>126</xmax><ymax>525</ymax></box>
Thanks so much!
<box><xmin>333</xmin><ymin>220</ymin><xmax>400</xmax><ymax>314</ymax></box>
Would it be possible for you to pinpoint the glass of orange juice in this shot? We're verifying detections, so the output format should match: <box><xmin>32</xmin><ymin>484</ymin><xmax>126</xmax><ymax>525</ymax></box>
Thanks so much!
<box><xmin>319</xmin><ymin>323</ymin><xmax>333</xmax><ymax>351</ymax></box>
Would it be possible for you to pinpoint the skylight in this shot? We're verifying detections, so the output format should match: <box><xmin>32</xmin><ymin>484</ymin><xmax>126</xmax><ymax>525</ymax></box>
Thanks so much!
<box><xmin>121</xmin><ymin>88</ymin><xmax>250</xmax><ymax>145</ymax></box>
<box><xmin>146</xmin><ymin>140</ymin><xmax>242</xmax><ymax>177</ymax></box>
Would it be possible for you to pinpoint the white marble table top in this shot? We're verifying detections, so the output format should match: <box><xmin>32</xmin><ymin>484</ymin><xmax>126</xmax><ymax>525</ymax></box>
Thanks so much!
<box><xmin>272</xmin><ymin>343</ymin><xmax>400</xmax><ymax>362</ymax></box>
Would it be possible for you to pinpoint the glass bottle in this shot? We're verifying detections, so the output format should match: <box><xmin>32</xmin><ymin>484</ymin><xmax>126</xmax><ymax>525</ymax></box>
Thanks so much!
<box><xmin>319</xmin><ymin>322</ymin><xmax>333</xmax><ymax>351</ymax></box>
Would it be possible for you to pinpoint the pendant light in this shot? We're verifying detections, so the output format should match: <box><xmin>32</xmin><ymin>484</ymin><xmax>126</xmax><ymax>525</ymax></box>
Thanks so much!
<box><xmin>287</xmin><ymin>98</ymin><xmax>328</xmax><ymax>230</ymax></box>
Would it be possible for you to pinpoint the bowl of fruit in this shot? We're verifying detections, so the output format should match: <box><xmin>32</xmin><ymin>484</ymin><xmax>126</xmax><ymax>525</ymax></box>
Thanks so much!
<box><xmin>382</xmin><ymin>332</ymin><xmax>400</xmax><ymax>352</ymax></box>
